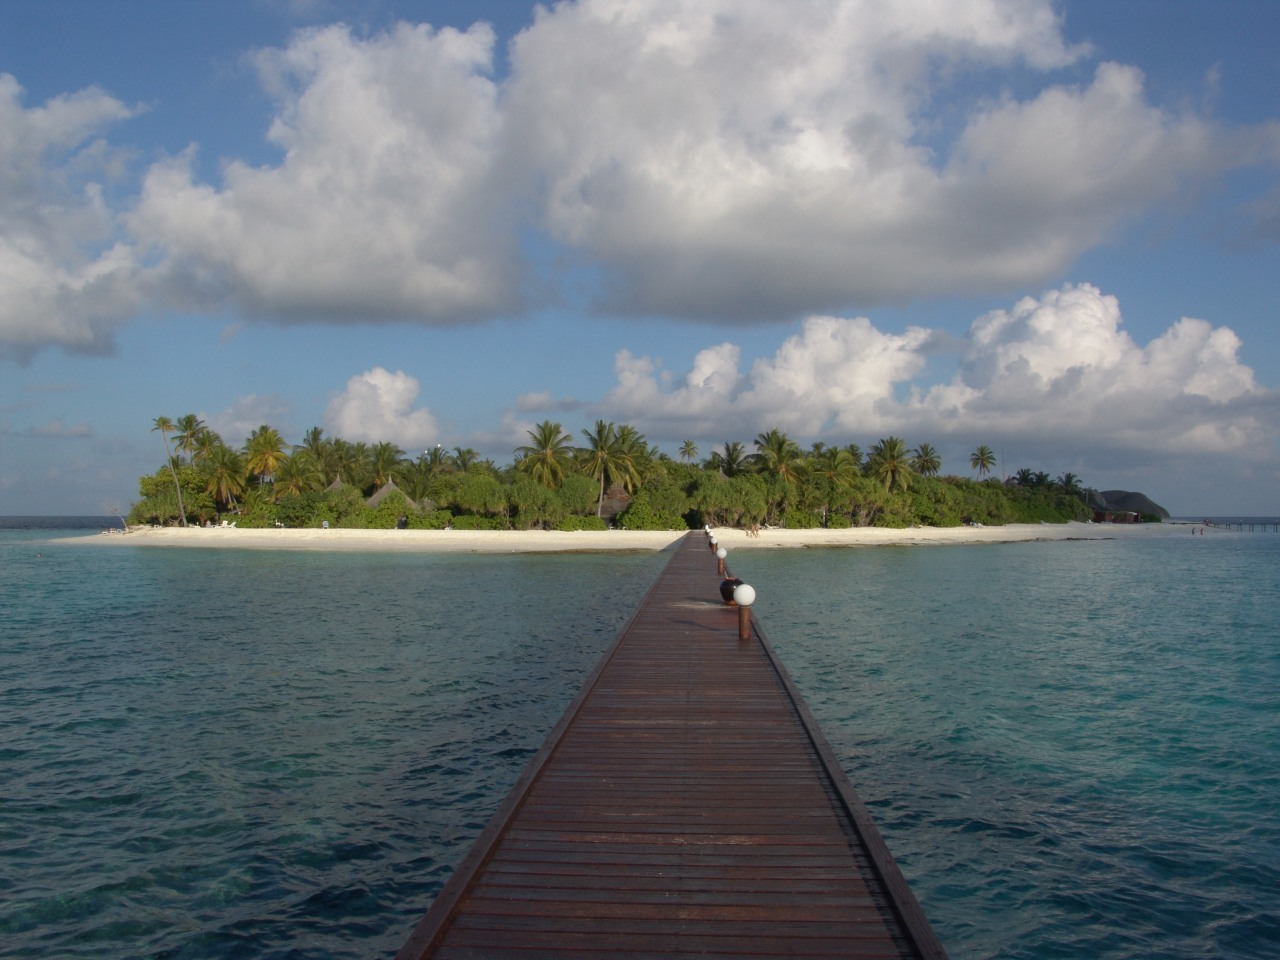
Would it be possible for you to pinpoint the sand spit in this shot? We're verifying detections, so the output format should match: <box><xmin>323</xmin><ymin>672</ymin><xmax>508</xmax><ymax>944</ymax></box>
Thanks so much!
<box><xmin>64</xmin><ymin>521</ymin><xmax>1187</xmax><ymax>554</ymax></box>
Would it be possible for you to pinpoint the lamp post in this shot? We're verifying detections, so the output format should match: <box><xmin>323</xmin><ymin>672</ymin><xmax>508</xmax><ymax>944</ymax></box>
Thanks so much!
<box><xmin>733</xmin><ymin>583</ymin><xmax>756</xmax><ymax>641</ymax></box>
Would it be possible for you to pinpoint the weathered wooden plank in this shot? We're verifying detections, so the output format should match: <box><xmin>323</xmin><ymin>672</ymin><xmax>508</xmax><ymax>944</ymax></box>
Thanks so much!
<box><xmin>396</xmin><ymin>531</ymin><xmax>947</xmax><ymax>960</ymax></box>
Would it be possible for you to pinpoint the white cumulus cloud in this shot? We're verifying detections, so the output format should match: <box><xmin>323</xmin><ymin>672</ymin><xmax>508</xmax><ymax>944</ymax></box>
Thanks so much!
<box><xmin>916</xmin><ymin>284</ymin><xmax>1268</xmax><ymax>454</ymax></box>
<box><xmin>0</xmin><ymin>74</ymin><xmax>143</xmax><ymax>358</ymax></box>
<box><xmin>2</xmin><ymin>0</ymin><xmax>1277</xmax><ymax>356</ymax></box>
<box><xmin>602</xmin><ymin>343</ymin><xmax>742</xmax><ymax>438</ymax></box>
<box><xmin>324</xmin><ymin>367</ymin><xmax>440</xmax><ymax>448</ymax></box>
<box><xmin>595</xmin><ymin>284</ymin><xmax>1275</xmax><ymax>460</ymax></box>
<box><xmin>207</xmin><ymin>394</ymin><xmax>295</xmax><ymax>448</ymax></box>
<box><xmin>504</xmin><ymin>0</ymin><xmax>1225</xmax><ymax>319</ymax></box>
<box><xmin>129</xmin><ymin>22</ymin><xmax>518</xmax><ymax>322</ymax></box>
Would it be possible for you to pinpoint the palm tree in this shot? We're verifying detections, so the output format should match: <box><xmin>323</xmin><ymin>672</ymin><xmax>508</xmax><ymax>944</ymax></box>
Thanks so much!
<box><xmin>324</xmin><ymin>438</ymin><xmax>363</xmax><ymax>487</ymax></box>
<box><xmin>971</xmin><ymin>445</ymin><xmax>996</xmax><ymax>478</ymax></box>
<box><xmin>151</xmin><ymin>416</ymin><xmax>187</xmax><ymax>526</ymax></box>
<box><xmin>296</xmin><ymin>426</ymin><xmax>327</xmax><ymax>462</ymax></box>
<box><xmin>174</xmin><ymin>414</ymin><xmax>205</xmax><ymax>462</ymax></box>
<box><xmin>274</xmin><ymin>450</ymin><xmax>323</xmax><ymax>497</ymax></box>
<box><xmin>705</xmin><ymin>440</ymin><xmax>749</xmax><ymax>477</ymax></box>
<box><xmin>753</xmin><ymin>428</ymin><xmax>806</xmax><ymax>486</ymax></box>
<box><xmin>369</xmin><ymin>441</ymin><xmax>405</xmax><ymax>489</ymax></box>
<box><xmin>451</xmin><ymin>447</ymin><xmax>479</xmax><ymax>472</ymax></box>
<box><xmin>868</xmin><ymin>436</ymin><xmax>914</xmax><ymax>494</ymax></box>
<box><xmin>1013</xmin><ymin>468</ymin><xmax>1036</xmax><ymax>487</ymax></box>
<box><xmin>244</xmin><ymin>425</ymin><xmax>287</xmax><ymax>485</ymax></box>
<box><xmin>580</xmin><ymin>420</ymin><xmax>644</xmax><ymax>517</ymax></box>
<box><xmin>911</xmin><ymin>443</ymin><xmax>941</xmax><ymax>477</ymax></box>
<box><xmin>843</xmin><ymin>443</ymin><xmax>864</xmax><ymax>472</ymax></box>
<box><xmin>205</xmin><ymin>443</ymin><xmax>246</xmax><ymax>511</ymax></box>
<box><xmin>812</xmin><ymin>447</ymin><xmax>858</xmax><ymax>488</ymax></box>
<box><xmin>1056</xmin><ymin>472</ymin><xmax>1084</xmax><ymax>499</ymax></box>
<box><xmin>679</xmin><ymin>440</ymin><xmax>698</xmax><ymax>463</ymax></box>
<box><xmin>191</xmin><ymin>428</ymin><xmax>221</xmax><ymax>465</ymax></box>
<box><xmin>514</xmin><ymin>420</ymin><xmax>576</xmax><ymax>489</ymax></box>
<box><xmin>422</xmin><ymin>444</ymin><xmax>451</xmax><ymax>479</ymax></box>
<box><xmin>615</xmin><ymin>424</ymin><xmax>651</xmax><ymax>484</ymax></box>
<box><xmin>811</xmin><ymin>446</ymin><xmax>859</xmax><ymax>523</ymax></box>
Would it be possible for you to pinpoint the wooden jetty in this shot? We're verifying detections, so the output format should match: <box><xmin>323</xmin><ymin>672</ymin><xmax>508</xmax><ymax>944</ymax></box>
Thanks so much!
<box><xmin>1206</xmin><ymin>519</ymin><xmax>1279</xmax><ymax>532</ymax></box>
<box><xmin>397</xmin><ymin>530</ymin><xmax>948</xmax><ymax>959</ymax></box>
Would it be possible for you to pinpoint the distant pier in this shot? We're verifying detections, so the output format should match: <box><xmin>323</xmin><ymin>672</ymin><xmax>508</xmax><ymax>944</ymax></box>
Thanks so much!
<box><xmin>1204</xmin><ymin>520</ymin><xmax>1279</xmax><ymax>532</ymax></box>
<box><xmin>397</xmin><ymin>530</ymin><xmax>948</xmax><ymax>959</ymax></box>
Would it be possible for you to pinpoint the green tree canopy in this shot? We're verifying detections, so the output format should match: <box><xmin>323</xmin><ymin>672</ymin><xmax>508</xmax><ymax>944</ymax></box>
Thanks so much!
<box><xmin>514</xmin><ymin>420</ymin><xmax>576</xmax><ymax>489</ymax></box>
<box><xmin>868</xmin><ymin>437</ymin><xmax>914</xmax><ymax>494</ymax></box>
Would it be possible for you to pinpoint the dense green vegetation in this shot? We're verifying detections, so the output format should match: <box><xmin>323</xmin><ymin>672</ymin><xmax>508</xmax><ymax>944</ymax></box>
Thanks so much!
<box><xmin>130</xmin><ymin>416</ymin><xmax>1094</xmax><ymax>530</ymax></box>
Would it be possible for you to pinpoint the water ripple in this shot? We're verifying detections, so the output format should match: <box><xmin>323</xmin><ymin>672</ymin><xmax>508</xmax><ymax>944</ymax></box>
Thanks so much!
<box><xmin>2</xmin><ymin>536</ymin><xmax>663</xmax><ymax>959</ymax></box>
<box><xmin>735</xmin><ymin>535</ymin><xmax>1280</xmax><ymax>960</ymax></box>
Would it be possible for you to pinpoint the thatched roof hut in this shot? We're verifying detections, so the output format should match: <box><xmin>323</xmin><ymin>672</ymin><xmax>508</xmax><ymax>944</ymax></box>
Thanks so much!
<box><xmin>366</xmin><ymin>479</ymin><xmax>417</xmax><ymax>511</ymax></box>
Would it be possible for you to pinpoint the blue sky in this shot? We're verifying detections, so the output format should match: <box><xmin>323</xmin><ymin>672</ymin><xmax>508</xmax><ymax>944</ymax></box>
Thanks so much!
<box><xmin>2</xmin><ymin>0</ymin><xmax>1277</xmax><ymax>517</ymax></box>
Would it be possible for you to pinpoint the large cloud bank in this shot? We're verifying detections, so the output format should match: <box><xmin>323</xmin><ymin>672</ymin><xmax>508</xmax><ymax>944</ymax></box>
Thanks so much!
<box><xmin>3</xmin><ymin>0</ymin><xmax>1275</xmax><ymax>356</ymax></box>
<box><xmin>593</xmin><ymin>283</ymin><xmax>1274</xmax><ymax>463</ymax></box>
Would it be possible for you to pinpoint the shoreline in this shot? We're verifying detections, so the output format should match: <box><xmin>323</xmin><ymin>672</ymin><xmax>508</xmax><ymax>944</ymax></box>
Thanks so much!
<box><xmin>59</xmin><ymin>520</ymin><xmax>1188</xmax><ymax>554</ymax></box>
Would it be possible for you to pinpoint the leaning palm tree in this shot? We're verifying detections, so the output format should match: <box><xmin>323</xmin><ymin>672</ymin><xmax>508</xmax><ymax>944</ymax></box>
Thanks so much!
<box><xmin>911</xmin><ymin>443</ymin><xmax>941</xmax><ymax>477</ymax></box>
<box><xmin>174</xmin><ymin>414</ymin><xmax>205</xmax><ymax>462</ymax></box>
<box><xmin>514</xmin><ymin>420</ymin><xmax>576</xmax><ymax>489</ymax></box>
<box><xmin>868</xmin><ymin>436</ymin><xmax>914</xmax><ymax>494</ymax></box>
<box><xmin>970</xmin><ymin>445</ymin><xmax>996</xmax><ymax>478</ymax></box>
<box><xmin>151</xmin><ymin>416</ymin><xmax>187</xmax><ymax>526</ymax></box>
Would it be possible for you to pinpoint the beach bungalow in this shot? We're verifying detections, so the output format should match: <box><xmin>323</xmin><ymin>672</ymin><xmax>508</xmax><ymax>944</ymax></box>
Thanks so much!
<box><xmin>366</xmin><ymin>479</ymin><xmax>416</xmax><ymax>511</ymax></box>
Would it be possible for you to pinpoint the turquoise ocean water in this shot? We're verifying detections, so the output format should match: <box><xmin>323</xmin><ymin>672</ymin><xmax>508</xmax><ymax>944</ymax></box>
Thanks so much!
<box><xmin>2</xmin><ymin>518</ymin><xmax>1277</xmax><ymax>959</ymax></box>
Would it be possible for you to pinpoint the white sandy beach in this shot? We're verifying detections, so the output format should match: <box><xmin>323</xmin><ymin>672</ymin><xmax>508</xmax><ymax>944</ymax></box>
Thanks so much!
<box><xmin>68</xmin><ymin>520</ymin><xmax>1189</xmax><ymax>553</ymax></box>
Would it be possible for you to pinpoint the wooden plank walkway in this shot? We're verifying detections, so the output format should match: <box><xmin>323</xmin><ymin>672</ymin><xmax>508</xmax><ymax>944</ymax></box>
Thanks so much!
<box><xmin>397</xmin><ymin>531</ymin><xmax>948</xmax><ymax>959</ymax></box>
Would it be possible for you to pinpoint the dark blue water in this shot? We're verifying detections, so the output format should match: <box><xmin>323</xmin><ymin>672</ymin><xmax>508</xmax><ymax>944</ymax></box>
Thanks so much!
<box><xmin>2</xmin><ymin>518</ymin><xmax>1277</xmax><ymax>958</ymax></box>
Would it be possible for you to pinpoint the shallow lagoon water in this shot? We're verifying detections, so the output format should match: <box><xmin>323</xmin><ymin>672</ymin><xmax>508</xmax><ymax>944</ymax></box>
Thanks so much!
<box><xmin>2</xmin><ymin>521</ymin><xmax>1277</xmax><ymax>958</ymax></box>
<box><xmin>731</xmin><ymin>532</ymin><xmax>1280</xmax><ymax>960</ymax></box>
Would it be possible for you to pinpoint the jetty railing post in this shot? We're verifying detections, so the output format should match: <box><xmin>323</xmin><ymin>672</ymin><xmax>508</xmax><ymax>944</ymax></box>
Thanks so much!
<box><xmin>716</xmin><ymin>546</ymin><xmax>727</xmax><ymax>577</ymax></box>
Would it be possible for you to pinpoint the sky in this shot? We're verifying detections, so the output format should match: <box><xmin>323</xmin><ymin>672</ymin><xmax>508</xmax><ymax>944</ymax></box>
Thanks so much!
<box><xmin>1</xmin><ymin>0</ymin><xmax>1277</xmax><ymax>517</ymax></box>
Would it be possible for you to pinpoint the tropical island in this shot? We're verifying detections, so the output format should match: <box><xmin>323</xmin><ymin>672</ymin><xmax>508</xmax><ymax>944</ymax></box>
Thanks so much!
<box><xmin>129</xmin><ymin>415</ymin><xmax>1163</xmax><ymax>532</ymax></box>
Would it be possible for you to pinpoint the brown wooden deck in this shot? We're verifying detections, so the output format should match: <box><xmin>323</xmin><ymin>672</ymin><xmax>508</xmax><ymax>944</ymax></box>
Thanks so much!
<box><xmin>397</xmin><ymin>531</ymin><xmax>948</xmax><ymax>959</ymax></box>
